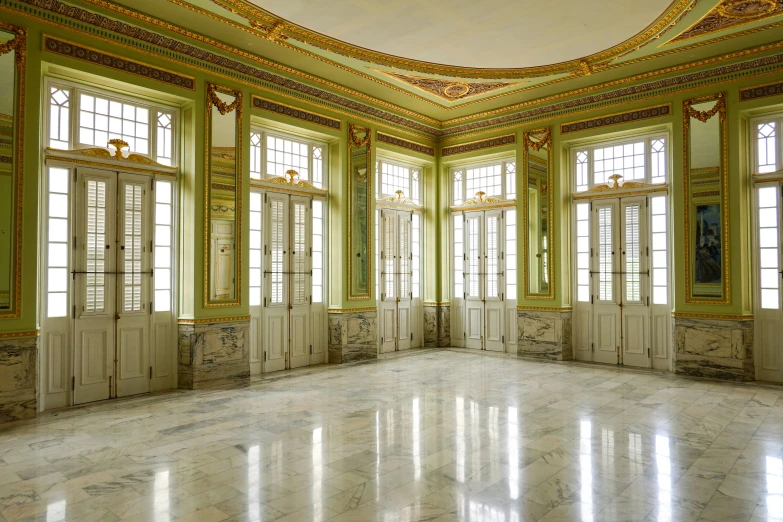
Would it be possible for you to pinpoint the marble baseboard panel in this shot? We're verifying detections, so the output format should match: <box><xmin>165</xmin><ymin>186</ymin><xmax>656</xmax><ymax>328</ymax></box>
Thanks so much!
<box><xmin>423</xmin><ymin>306</ymin><xmax>437</xmax><ymax>347</ymax></box>
<box><xmin>517</xmin><ymin>310</ymin><xmax>572</xmax><ymax>361</ymax></box>
<box><xmin>0</xmin><ymin>334</ymin><xmax>39</xmax><ymax>423</ymax></box>
<box><xmin>328</xmin><ymin>311</ymin><xmax>377</xmax><ymax>363</ymax></box>
<box><xmin>178</xmin><ymin>320</ymin><xmax>250</xmax><ymax>390</ymax></box>
<box><xmin>674</xmin><ymin>316</ymin><xmax>754</xmax><ymax>381</ymax></box>
<box><xmin>438</xmin><ymin>306</ymin><xmax>451</xmax><ymax>347</ymax></box>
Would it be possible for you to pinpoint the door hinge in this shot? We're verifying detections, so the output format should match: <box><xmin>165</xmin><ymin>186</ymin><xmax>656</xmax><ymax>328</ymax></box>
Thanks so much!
<box><xmin>310</xmin><ymin>345</ymin><xmax>313</xmax><ymax>354</ymax></box>
<box><xmin>149</xmin><ymin>366</ymin><xmax>153</xmax><ymax>379</ymax></box>
<box><xmin>150</xmin><ymin>240</ymin><xmax>153</xmax><ymax>251</ymax></box>
<box><xmin>646</xmin><ymin>296</ymin><xmax>649</xmax><ymax>306</ymax></box>
<box><xmin>264</xmin><ymin>193</ymin><xmax>268</xmax><ymax>203</ymax></box>
<box><xmin>149</xmin><ymin>302</ymin><xmax>153</xmax><ymax>315</ymax></box>
<box><xmin>464</xmin><ymin>332</ymin><xmax>467</xmax><ymax>340</ymax></box>
<box><xmin>591</xmin><ymin>295</ymin><xmax>594</xmax><ymax>304</ymax></box>
<box><xmin>71</xmin><ymin>376</ymin><xmax>75</xmax><ymax>391</ymax></box>
<box><xmin>410</xmin><ymin>332</ymin><xmax>413</xmax><ymax>341</ymax></box>
<box><xmin>647</xmin><ymin>348</ymin><xmax>651</xmax><ymax>358</ymax></box>
<box><xmin>381</xmin><ymin>336</ymin><xmax>384</xmax><ymax>343</ymax></box>
<box><xmin>310</xmin><ymin>296</ymin><xmax>312</xmax><ymax>304</ymax></box>
<box><xmin>72</xmin><ymin>305</ymin><xmax>76</xmax><ymax>319</ymax></box>
<box><xmin>591</xmin><ymin>343</ymin><xmax>594</xmax><ymax>352</ymax></box>
<box><xmin>264</xmin><ymin>351</ymin><xmax>267</xmax><ymax>361</ymax></box>
<box><xmin>646</xmin><ymin>246</ymin><xmax>649</xmax><ymax>256</ymax></box>
<box><xmin>263</xmin><ymin>297</ymin><xmax>266</xmax><ymax>307</ymax></box>
<box><xmin>502</xmin><ymin>335</ymin><xmax>505</xmax><ymax>343</ymax></box>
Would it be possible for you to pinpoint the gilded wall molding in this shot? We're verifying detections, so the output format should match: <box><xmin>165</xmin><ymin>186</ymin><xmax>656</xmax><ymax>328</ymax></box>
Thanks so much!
<box><xmin>0</xmin><ymin>329</ymin><xmax>39</xmax><ymax>339</ymax></box>
<box><xmin>522</xmin><ymin>127</ymin><xmax>554</xmax><ymax>301</ymax></box>
<box><xmin>441</xmin><ymin>134</ymin><xmax>516</xmax><ymax>157</ymax></box>
<box><xmin>177</xmin><ymin>316</ymin><xmax>251</xmax><ymax>325</ymax></box>
<box><xmin>560</xmin><ymin>104</ymin><xmax>671</xmax><ymax>134</ymax></box>
<box><xmin>517</xmin><ymin>306</ymin><xmax>572</xmax><ymax>312</ymax></box>
<box><xmin>326</xmin><ymin>307</ymin><xmax>377</xmax><ymax>314</ymax></box>
<box><xmin>0</xmin><ymin>20</ymin><xmax>24</xmax><ymax>319</ymax></box>
<box><xmin>739</xmin><ymin>79</ymin><xmax>783</xmax><ymax>101</ymax></box>
<box><xmin>43</xmin><ymin>35</ymin><xmax>195</xmax><ymax>90</ymax></box>
<box><xmin>376</xmin><ymin>132</ymin><xmax>435</xmax><ymax>157</ymax></box>
<box><xmin>252</xmin><ymin>96</ymin><xmax>341</xmax><ymax>130</ymax></box>
<box><xmin>670</xmin><ymin>0</ymin><xmax>783</xmax><ymax>43</ymax></box>
<box><xmin>671</xmin><ymin>312</ymin><xmax>753</xmax><ymax>321</ymax></box>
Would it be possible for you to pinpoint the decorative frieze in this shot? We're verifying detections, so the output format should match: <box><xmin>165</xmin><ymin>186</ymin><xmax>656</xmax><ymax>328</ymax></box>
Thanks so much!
<box><xmin>740</xmin><ymin>80</ymin><xmax>783</xmax><ymax>101</ymax></box>
<box><xmin>560</xmin><ymin>104</ymin><xmax>671</xmax><ymax>134</ymax></box>
<box><xmin>252</xmin><ymin>97</ymin><xmax>341</xmax><ymax>130</ymax></box>
<box><xmin>43</xmin><ymin>36</ymin><xmax>195</xmax><ymax>90</ymax></box>
<box><xmin>441</xmin><ymin>134</ymin><xmax>516</xmax><ymax>157</ymax></box>
<box><xmin>377</xmin><ymin>132</ymin><xmax>435</xmax><ymax>156</ymax></box>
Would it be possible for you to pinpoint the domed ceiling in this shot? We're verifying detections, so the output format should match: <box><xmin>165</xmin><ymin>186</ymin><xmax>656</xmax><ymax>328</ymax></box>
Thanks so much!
<box><xmin>92</xmin><ymin>0</ymin><xmax>783</xmax><ymax>119</ymax></box>
<box><xmin>241</xmin><ymin>0</ymin><xmax>673</xmax><ymax>69</ymax></box>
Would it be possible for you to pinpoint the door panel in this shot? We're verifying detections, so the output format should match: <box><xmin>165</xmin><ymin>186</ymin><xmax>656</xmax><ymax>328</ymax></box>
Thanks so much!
<box><xmin>380</xmin><ymin>210</ymin><xmax>397</xmax><ymax>353</ymax></box>
<box><xmin>484</xmin><ymin>211</ymin><xmax>504</xmax><ymax>352</ymax></box>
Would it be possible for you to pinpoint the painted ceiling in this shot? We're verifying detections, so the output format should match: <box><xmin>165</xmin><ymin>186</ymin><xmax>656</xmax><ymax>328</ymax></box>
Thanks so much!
<box><xmin>89</xmin><ymin>0</ymin><xmax>783</xmax><ymax>120</ymax></box>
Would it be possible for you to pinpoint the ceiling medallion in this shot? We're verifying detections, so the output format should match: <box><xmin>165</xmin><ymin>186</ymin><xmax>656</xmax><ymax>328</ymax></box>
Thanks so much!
<box><xmin>374</xmin><ymin>70</ymin><xmax>518</xmax><ymax>101</ymax></box>
<box><xmin>671</xmin><ymin>0</ymin><xmax>783</xmax><ymax>41</ymax></box>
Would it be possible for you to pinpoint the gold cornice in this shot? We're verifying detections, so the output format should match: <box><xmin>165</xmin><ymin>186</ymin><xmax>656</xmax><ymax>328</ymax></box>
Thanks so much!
<box><xmin>78</xmin><ymin>0</ymin><xmax>439</xmax><ymax>124</ymax></box>
<box><xmin>45</xmin><ymin>146</ymin><xmax>178</xmax><ymax>170</ymax></box>
<box><xmin>327</xmin><ymin>307</ymin><xmax>377</xmax><ymax>314</ymax></box>
<box><xmin>213</xmin><ymin>0</ymin><xmax>694</xmax><ymax>79</ymax></box>
<box><xmin>177</xmin><ymin>315</ymin><xmax>251</xmax><ymax>324</ymax></box>
<box><xmin>370</xmin><ymin>68</ymin><xmax>522</xmax><ymax>102</ymax></box>
<box><xmin>671</xmin><ymin>312</ymin><xmax>753</xmax><ymax>320</ymax></box>
<box><xmin>0</xmin><ymin>330</ymin><xmax>39</xmax><ymax>339</ymax></box>
<box><xmin>573</xmin><ymin>186</ymin><xmax>669</xmax><ymax>201</ymax></box>
<box><xmin>44</xmin><ymin>154</ymin><xmax>179</xmax><ymax>177</ymax></box>
<box><xmin>667</xmin><ymin>0</ymin><xmax>783</xmax><ymax>44</ymax></box>
<box><xmin>517</xmin><ymin>306</ymin><xmax>572</xmax><ymax>312</ymax></box>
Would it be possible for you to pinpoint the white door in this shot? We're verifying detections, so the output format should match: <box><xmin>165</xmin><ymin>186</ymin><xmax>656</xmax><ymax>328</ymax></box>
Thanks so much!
<box><xmin>755</xmin><ymin>184</ymin><xmax>783</xmax><ymax>382</ymax></box>
<box><xmin>577</xmin><ymin>196</ymin><xmax>661</xmax><ymax>368</ymax></box>
<box><xmin>461</xmin><ymin>210</ymin><xmax>507</xmax><ymax>352</ymax></box>
<box><xmin>262</xmin><ymin>193</ymin><xmax>313</xmax><ymax>371</ymax></box>
<box><xmin>378</xmin><ymin>209</ymin><xmax>416</xmax><ymax>352</ymax></box>
<box><xmin>73</xmin><ymin>169</ymin><xmax>152</xmax><ymax>404</ymax></box>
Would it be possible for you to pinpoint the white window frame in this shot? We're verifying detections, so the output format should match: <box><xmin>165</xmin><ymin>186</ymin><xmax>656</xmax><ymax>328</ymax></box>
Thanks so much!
<box><xmin>571</xmin><ymin>132</ymin><xmax>669</xmax><ymax>193</ymax></box>
<box><xmin>450</xmin><ymin>157</ymin><xmax>516</xmax><ymax>206</ymax></box>
<box><xmin>751</xmin><ymin>114</ymin><xmax>783</xmax><ymax>176</ymax></box>
<box><xmin>249</xmin><ymin>128</ymin><xmax>328</xmax><ymax>188</ymax></box>
<box><xmin>375</xmin><ymin>157</ymin><xmax>422</xmax><ymax>203</ymax></box>
<box><xmin>45</xmin><ymin>79</ymin><xmax>179</xmax><ymax>167</ymax></box>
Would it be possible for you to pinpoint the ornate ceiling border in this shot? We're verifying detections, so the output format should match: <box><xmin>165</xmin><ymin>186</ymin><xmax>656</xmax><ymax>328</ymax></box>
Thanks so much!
<box><xmin>212</xmin><ymin>0</ymin><xmax>696</xmax><ymax>79</ymax></box>
<box><xmin>669</xmin><ymin>0</ymin><xmax>783</xmax><ymax>43</ymax></box>
<box><xmin>560</xmin><ymin>104</ymin><xmax>671</xmax><ymax>134</ymax></box>
<box><xmin>371</xmin><ymin>69</ymin><xmax>521</xmax><ymax>102</ymax></box>
<box><xmin>43</xmin><ymin>35</ymin><xmax>195</xmax><ymax>90</ymax></box>
<box><xmin>441</xmin><ymin>48</ymin><xmax>783</xmax><ymax>140</ymax></box>
<box><xmin>441</xmin><ymin>134</ymin><xmax>516</xmax><ymax>157</ymax></box>
<box><xmin>252</xmin><ymin>96</ymin><xmax>341</xmax><ymax>130</ymax></box>
<box><xmin>376</xmin><ymin>132</ymin><xmax>434</xmax><ymax>157</ymax></box>
<box><xmin>739</xmin><ymin>79</ymin><xmax>783</xmax><ymax>100</ymax></box>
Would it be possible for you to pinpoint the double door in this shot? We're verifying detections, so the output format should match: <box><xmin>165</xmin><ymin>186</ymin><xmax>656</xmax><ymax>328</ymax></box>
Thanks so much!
<box><xmin>574</xmin><ymin>195</ymin><xmax>670</xmax><ymax>368</ymax></box>
<box><xmin>755</xmin><ymin>183</ymin><xmax>783</xmax><ymax>382</ymax></box>
<box><xmin>379</xmin><ymin>209</ymin><xmax>414</xmax><ymax>353</ymax></box>
<box><xmin>262</xmin><ymin>193</ymin><xmax>315</xmax><ymax>371</ymax></box>
<box><xmin>462</xmin><ymin>210</ymin><xmax>506</xmax><ymax>352</ymax></box>
<box><xmin>72</xmin><ymin>169</ymin><xmax>157</xmax><ymax>403</ymax></box>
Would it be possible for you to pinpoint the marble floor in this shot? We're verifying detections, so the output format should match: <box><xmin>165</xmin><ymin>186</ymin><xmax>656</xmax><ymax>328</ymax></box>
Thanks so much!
<box><xmin>1</xmin><ymin>349</ymin><xmax>783</xmax><ymax>522</ymax></box>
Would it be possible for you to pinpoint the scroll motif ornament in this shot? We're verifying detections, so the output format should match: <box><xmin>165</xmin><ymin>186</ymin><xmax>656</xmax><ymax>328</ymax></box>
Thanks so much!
<box><xmin>459</xmin><ymin>191</ymin><xmax>510</xmax><ymax>206</ymax></box>
<box><xmin>684</xmin><ymin>92</ymin><xmax>727</xmax><ymax>123</ymax></box>
<box><xmin>523</xmin><ymin>127</ymin><xmax>552</xmax><ymax>151</ymax></box>
<box><xmin>206</xmin><ymin>83</ymin><xmax>243</xmax><ymax>115</ymax></box>
<box><xmin>348</xmin><ymin>123</ymin><xmax>371</xmax><ymax>148</ymax></box>
<box><xmin>379</xmin><ymin>190</ymin><xmax>415</xmax><ymax>205</ymax></box>
<box><xmin>264</xmin><ymin>169</ymin><xmax>325</xmax><ymax>191</ymax></box>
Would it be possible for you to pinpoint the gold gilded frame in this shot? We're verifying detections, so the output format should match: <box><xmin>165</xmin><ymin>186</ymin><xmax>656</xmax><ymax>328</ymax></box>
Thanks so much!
<box><xmin>683</xmin><ymin>92</ymin><xmax>729</xmax><ymax>304</ymax></box>
<box><xmin>0</xmin><ymin>22</ymin><xmax>25</xmax><ymax>318</ymax></box>
<box><xmin>347</xmin><ymin>123</ymin><xmax>372</xmax><ymax>300</ymax></box>
<box><xmin>522</xmin><ymin>127</ymin><xmax>554</xmax><ymax>300</ymax></box>
<box><xmin>204</xmin><ymin>82</ymin><xmax>243</xmax><ymax>308</ymax></box>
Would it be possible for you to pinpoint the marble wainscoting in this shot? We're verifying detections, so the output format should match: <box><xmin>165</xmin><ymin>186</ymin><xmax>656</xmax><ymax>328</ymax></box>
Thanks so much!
<box><xmin>517</xmin><ymin>309</ymin><xmax>573</xmax><ymax>361</ymax></box>
<box><xmin>328</xmin><ymin>310</ymin><xmax>377</xmax><ymax>363</ymax></box>
<box><xmin>423</xmin><ymin>304</ymin><xmax>451</xmax><ymax>347</ymax></box>
<box><xmin>0</xmin><ymin>333</ymin><xmax>38</xmax><ymax>423</ymax></box>
<box><xmin>178</xmin><ymin>319</ymin><xmax>250</xmax><ymax>389</ymax></box>
<box><xmin>673</xmin><ymin>315</ymin><xmax>754</xmax><ymax>381</ymax></box>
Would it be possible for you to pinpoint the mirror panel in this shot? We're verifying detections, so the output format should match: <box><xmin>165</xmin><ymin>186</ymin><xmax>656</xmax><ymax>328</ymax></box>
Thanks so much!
<box><xmin>348</xmin><ymin>124</ymin><xmax>371</xmax><ymax>300</ymax></box>
<box><xmin>684</xmin><ymin>93</ymin><xmax>728</xmax><ymax>303</ymax></box>
<box><xmin>205</xmin><ymin>83</ymin><xmax>242</xmax><ymax>307</ymax></box>
<box><xmin>523</xmin><ymin>127</ymin><xmax>553</xmax><ymax>299</ymax></box>
<box><xmin>0</xmin><ymin>25</ymin><xmax>24</xmax><ymax>317</ymax></box>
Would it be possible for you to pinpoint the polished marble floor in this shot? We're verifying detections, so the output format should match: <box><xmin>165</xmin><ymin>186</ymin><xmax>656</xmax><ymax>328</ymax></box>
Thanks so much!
<box><xmin>1</xmin><ymin>349</ymin><xmax>783</xmax><ymax>522</ymax></box>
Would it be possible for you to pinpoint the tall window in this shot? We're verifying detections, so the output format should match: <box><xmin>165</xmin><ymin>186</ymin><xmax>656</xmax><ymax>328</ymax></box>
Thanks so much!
<box><xmin>650</xmin><ymin>196</ymin><xmax>669</xmax><ymax>305</ymax></box>
<box><xmin>758</xmin><ymin>186</ymin><xmax>780</xmax><ymax>309</ymax></box>
<box><xmin>47</xmin><ymin>82</ymin><xmax>177</xmax><ymax>166</ymax></box>
<box><xmin>505</xmin><ymin>210</ymin><xmax>517</xmax><ymax>299</ymax></box>
<box><xmin>573</xmin><ymin>134</ymin><xmax>667</xmax><ymax>192</ymax></box>
<box><xmin>575</xmin><ymin>203</ymin><xmax>590</xmax><ymax>302</ymax></box>
<box><xmin>46</xmin><ymin>167</ymin><xmax>70</xmax><ymax>317</ymax></box>
<box><xmin>154</xmin><ymin>181</ymin><xmax>173</xmax><ymax>312</ymax></box>
<box><xmin>377</xmin><ymin>159</ymin><xmax>421</xmax><ymax>203</ymax></box>
<box><xmin>249</xmin><ymin>130</ymin><xmax>326</xmax><ymax>188</ymax></box>
<box><xmin>754</xmin><ymin>116</ymin><xmax>783</xmax><ymax>175</ymax></box>
<box><xmin>249</xmin><ymin>192</ymin><xmax>262</xmax><ymax>307</ymax></box>
<box><xmin>451</xmin><ymin>159</ymin><xmax>515</xmax><ymax>205</ymax></box>
<box><xmin>312</xmin><ymin>200</ymin><xmax>325</xmax><ymax>303</ymax></box>
<box><xmin>412</xmin><ymin>214</ymin><xmax>421</xmax><ymax>299</ymax></box>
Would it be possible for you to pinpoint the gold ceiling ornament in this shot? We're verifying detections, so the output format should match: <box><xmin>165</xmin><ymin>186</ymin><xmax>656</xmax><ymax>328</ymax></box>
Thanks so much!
<box><xmin>209</xmin><ymin>0</ymin><xmax>696</xmax><ymax>79</ymax></box>
<box><xmin>373</xmin><ymin>70</ymin><xmax>518</xmax><ymax>101</ymax></box>
<box><xmin>684</xmin><ymin>91</ymin><xmax>727</xmax><ymax>123</ymax></box>
<box><xmin>671</xmin><ymin>0</ymin><xmax>783</xmax><ymax>42</ymax></box>
<box><xmin>522</xmin><ymin>127</ymin><xmax>552</xmax><ymax>151</ymax></box>
<box><xmin>264</xmin><ymin>170</ymin><xmax>324</xmax><ymax>191</ymax></box>
<box><xmin>459</xmin><ymin>191</ymin><xmax>510</xmax><ymax>207</ymax></box>
<box><xmin>250</xmin><ymin>19</ymin><xmax>288</xmax><ymax>41</ymax></box>
<box><xmin>108</xmin><ymin>138</ymin><xmax>129</xmax><ymax>159</ymax></box>
<box><xmin>206</xmin><ymin>82</ymin><xmax>243</xmax><ymax>115</ymax></box>
<box><xmin>378</xmin><ymin>190</ymin><xmax>416</xmax><ymax>206</ymax></box>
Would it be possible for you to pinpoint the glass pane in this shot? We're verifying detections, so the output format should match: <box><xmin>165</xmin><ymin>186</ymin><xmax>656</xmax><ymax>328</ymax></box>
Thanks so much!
<box><xmin>762</xmin><ymin>288</ymin><xmax>779</xmax><ymax>309</ymax></box>
<box><xmin>48</xmin><ymin>292</ymin><xmax>67</xmax><ymax>318</ymax></box>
